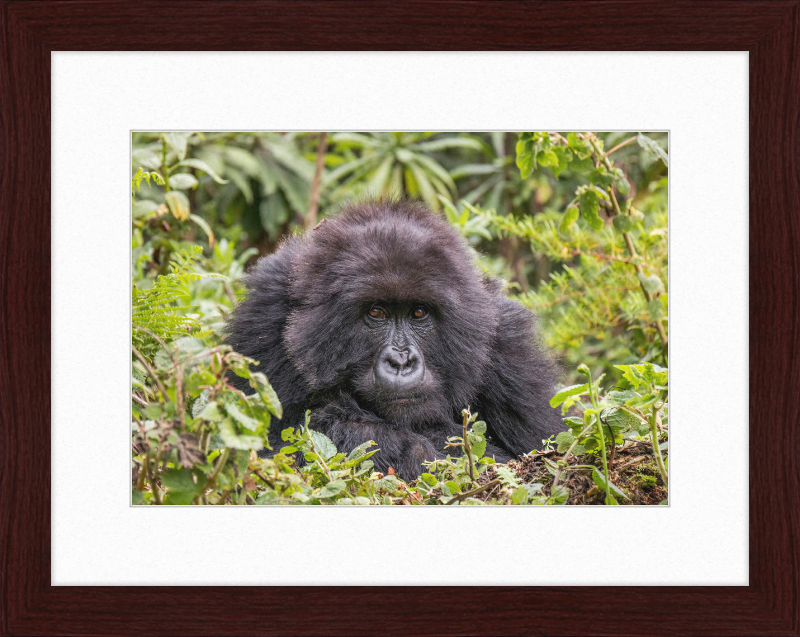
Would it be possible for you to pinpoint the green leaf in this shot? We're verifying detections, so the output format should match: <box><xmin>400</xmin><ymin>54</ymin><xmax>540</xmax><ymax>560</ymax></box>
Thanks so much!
<box><xmin>617</xmin><ymin>177</ymin><xmax>630</xmax><ymax>195</ymax></box>
<box><xmin>164</xmin><ymin>132</ymin><xmax>189</xmax><ymax>161</ymax></box>
<box><xmin>555</xmin><ymin>431</ymin><xmax>575</xmax><ymax>453</ymax></box>
<box><xmin>637</xmin><ymin>273</ymin><xmax>665</xmax><ymax>295</ymax></box>
<box><xmin>602</xmin><ymin>408</ymin><xmax>640</xmax><ymax>432</ymax></box>
<box><xmin>144</xmin><ymin>402</ymin><xmax>163</xmax><ymax>420</ymax></box>
<box><xmin>579</xmin><ymin>189</ymin><xmax>604</xmax><ymax>230</ymax></box>
<box><xmin>132</xmin><ymin>149</ymin><xmax>162</xmax><ymax>171</ymax></box>
<box><xmin>591</xmin><ymin>467</ymin><xmax>629</xmax><ymax>500</ymax></box>
<box><xmin>647</xmin><ymin>299</ymin><xmax>665</xmax><ymax>320</ymax></box>
<box><xmin>637</xmin><ymin>133</ymin><xmax>669</xmax><ymax>166</ymax></box>
<box><xmin>589</xmin><ymin>167</ymin><xmax>615</xmax><ymax>188</ymax></box>
<box><xmin>168</xmin><ymin>173</ymin><xmax>198</xmax><ymax>190</ymax></box>
<box><xmin>133</xmin><ymin>200</ymin><xmax>160</xmax><ymax>219</ymax></box>
<box><xmin>511</xmin><ymin>486</ymin><xmax>528</xmax><ymax>504</ymax></box>
<box><xmin>569</xmin><ymin>155</ymin><xmax>593</xmax><ymax>172</ymax></box>
<box><xmin>559</xmin><ymin>205</ymin><xmax>580</xmax><ymax>232</ymax></box>
<box><xmin>310</xmin><ymin>430</ymin><xmax>337</xmax><ymax>460</ymax></box>
<box><xmin>445</xmin><ymin>480</ymin><xmax>462</xmax><ymax>494</ymax></box>
<box><xmin>161</xmin><ymin>467</ymin><xmax>206</xmax><ymax>505</ymax></box>
<box><xmin>317</xmin><ymin>479</ymin><xmax>347</xmax><ymax>498</ymax></box>
<box><xmin>219</xmin><ymin>418</ymin><xmax>264</xmax><ymax>451</ymax></box>
<box><xmin>472</xmin><ymin>420</ymin><xmax>487</xmax><ymax>435</ymax></box>
<box><xmin>550</xmin><ymin>147</ymin><xmax>569</xmax><ymax>178</ymax></box>
<box><xmin>537</xmin><ymin>149</ymin><xmax>558</xmax><ymax>167</ymax></box>
<box><xmin>550</xmin><ymin>383</ymin><xmax>590</xmax><ymax>407</ymax></box>
<box><xmin>470</xmin><ymin>435</ymin><xmax>487</xmax><ymax>459</ymax></box>
<box><xmin>420</xmin><ymin>473</ymin><xmax>437</xmax><ymax>486</ymax></box>
<box><xmin>495</xmin><ymin>466</ymin><xmax>520</xmax><ymax>487</ymax></box>
<box><xmin>549</xmin><ymin>484</ymin><xmax>570</xmax><ymax>504</ymax></box>
<box><xmin>224</xmin><ymin>400</ymin><xmax>260</xmax><ymax>431</ymax></box>
<box><xmin>188</xmin><ymin>213</ymin><xmax>215</xmax><ymax>249</ymax></box>
<box><xmin>165</xmin><ymin>190</ymin><xmax>190</xmax><ymax>221</ymax></box>
<box><xmin>248</xmin><ymin>372</ymin><xmax>283</xmax><ymax>419</ymax></box>
<box><xmin>605</xmin><ymin>390</ymin><xmax>641</xmax><ymax>406</ymax></box>
<box><xmin>179</xmin><ymin>158</ymin><xmax>229</xmax><ymax>184</ymax></box>
<box><xmin>346</xmin><ymin>440</ymin><xmax>376</xmax><ymax>461</ymax></box>
<box><xmin>612</xmin><ymin>215</ymin><xmax>634</xmax><ymax>233</ymax></box>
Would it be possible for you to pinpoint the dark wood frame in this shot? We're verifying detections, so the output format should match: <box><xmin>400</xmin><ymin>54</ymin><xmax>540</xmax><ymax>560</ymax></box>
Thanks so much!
<box><xmin>1</xmin><ymin>1</ymin><xmax>797</xmax><ymax>635</ymax></box>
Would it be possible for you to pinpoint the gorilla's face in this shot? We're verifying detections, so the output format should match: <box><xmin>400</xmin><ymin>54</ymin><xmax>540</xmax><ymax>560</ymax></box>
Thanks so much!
<box><xmin>354</xmin><ymin>300</ymin><xmax>444</xmax><ymax>425</ymax></box>
<box><xmin>283</xmin><ymin>200</ymin><xmax>501</xmax><ymax>429</ymax></box>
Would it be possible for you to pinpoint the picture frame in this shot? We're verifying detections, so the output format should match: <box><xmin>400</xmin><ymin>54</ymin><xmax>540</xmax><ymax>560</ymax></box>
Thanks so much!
<box><xmin>1</xmin><ymin>1</ymin><xmax>797</xmax><ymax>635</ymax></box>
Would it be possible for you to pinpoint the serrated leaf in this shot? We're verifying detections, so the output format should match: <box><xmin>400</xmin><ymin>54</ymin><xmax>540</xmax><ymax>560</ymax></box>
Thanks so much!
<box><xmin>555</xmin><ymin>431</ymin><xmax>575</xmax><ymax>453</ymax></box>
<box><xmin>472</xmin><ymin>420</ymin><xmax>487</xmax><ymax>435</ymax></box>
<box><xmin>310</xmin><ymin>429</ymin><xmax>337</xmax><ymax>460</ymax></box>
<box><xmin>470</xmin><ymin>434</ymin><xmax>487</xmax><ymax>459</ymax></box>
<box><xmin>550</xmin><ymin>383</ymin><xmax>590</xmax><ymax>407</ymax></box>
<box><xmin>605</xmin><ymin>390</ymin><xmax>640</xmax><ymax>406</ymax></box>
<box><xmin>579</xmin><ymin>189</ymin><xmax>603</xmax><ymax>230</ymax></box>
<box><xmin>495</xmin><ymin>465</ymin><xmax>520</xmax><ymax>487</ymax></box>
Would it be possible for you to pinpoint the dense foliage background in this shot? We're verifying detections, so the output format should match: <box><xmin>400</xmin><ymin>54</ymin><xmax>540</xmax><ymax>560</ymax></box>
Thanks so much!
<box><xmin>132</xmin><ymin>131</ymin><xmax>668</xmax><ymax>506</ymax></box>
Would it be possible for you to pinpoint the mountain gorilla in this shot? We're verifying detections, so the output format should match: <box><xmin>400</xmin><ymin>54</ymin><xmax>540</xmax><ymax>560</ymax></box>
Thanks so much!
<box><xmin>226</xmin><ymin>199</ymin><xmax>563</xmax><ymax>480</ymax></box>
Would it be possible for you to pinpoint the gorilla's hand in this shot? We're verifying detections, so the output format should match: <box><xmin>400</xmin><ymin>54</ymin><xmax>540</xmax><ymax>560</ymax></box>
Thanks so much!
<box><xmin>309</xmin><ymin>400</ymin><xmax>442</xmax><ymax>481</ymax></box>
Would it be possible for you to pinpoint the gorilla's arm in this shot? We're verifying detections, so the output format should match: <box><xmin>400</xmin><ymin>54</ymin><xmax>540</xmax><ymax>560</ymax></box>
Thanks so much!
<box><xmin>225</xmin><ymin>238</ymin><xmax>310</xmax><ymax>425</ymax></box>
<box><xmin>308</xmin><ymin>398</ymin><xmax>512</xmax><ymax>480</ymax></box>
<box><xmin>308</xmin><ymin>396</ymin><xmax>442</xmax><ymax>480</ymax></box>
<box><xmin>472</xmin><ymin>298</ymin><xmax>564</xmax><ymax>457</ymax></box>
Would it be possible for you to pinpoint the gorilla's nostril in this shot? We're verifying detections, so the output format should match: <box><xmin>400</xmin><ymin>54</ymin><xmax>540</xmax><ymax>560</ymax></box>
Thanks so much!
<box><xmin>376</xmin><ymin>345</ymin><xmax>425</xmax><ymax>387</ymax></box>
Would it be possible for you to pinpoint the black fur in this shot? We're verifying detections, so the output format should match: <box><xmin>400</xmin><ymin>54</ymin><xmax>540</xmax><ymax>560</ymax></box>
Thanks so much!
<box><xmin>226</xmin><ymin>199</ymin><xmax>563</xmax><ymax>480</ymax></box>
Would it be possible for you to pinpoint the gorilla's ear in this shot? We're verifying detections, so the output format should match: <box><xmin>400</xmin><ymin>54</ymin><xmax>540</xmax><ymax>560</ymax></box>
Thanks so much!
<box><xmin>284</xmin><ymin>304</ymin><xmax>365</xmax><ymax>390</ymax></box>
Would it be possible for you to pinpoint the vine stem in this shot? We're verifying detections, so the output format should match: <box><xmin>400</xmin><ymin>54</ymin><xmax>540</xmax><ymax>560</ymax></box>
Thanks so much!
<box><xmin>649</xmin><ymin>406</ymin><xmax>669</xmax><ymax>488</ymax></box>
<box><xmin>462</xmin><ymin>409</ymin><xmax>476</xmax><ymax>483</ymax></box>
<box><xmin>585</xmin><ymin>372</ymin><xmax>612</xmax><ymax>504</ymax></box>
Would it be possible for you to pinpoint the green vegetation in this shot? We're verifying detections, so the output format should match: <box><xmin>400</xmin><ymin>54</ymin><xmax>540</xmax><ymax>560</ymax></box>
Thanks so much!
<box><xmin>131</xmin><ymin>131</ymin><xmax>668</xmax><ymax>505</ymax></box>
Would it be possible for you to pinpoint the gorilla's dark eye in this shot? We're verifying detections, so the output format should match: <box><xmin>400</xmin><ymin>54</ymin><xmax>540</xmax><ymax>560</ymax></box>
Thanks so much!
<box><xmin>368</xmin><ymin>307</ymin><xmax>386</xmax><ymax>319</ymax></box>
<box><xmin>412</xmin><ymin>307</ymin><xmax>428</xmax><ymax>319</ymax></box>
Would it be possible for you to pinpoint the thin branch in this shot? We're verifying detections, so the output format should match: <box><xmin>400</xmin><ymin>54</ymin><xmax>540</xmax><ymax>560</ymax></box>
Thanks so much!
<box><xmin>305</xmin><ymin>132</ymin><xmax>328</xmax><ymax>230</ymax></box>
<box><xmin>445</xmin><ymin>478</ymin><xmax>501</xmax><ymax>504</ymax></box>
<box><xmin>606</xmin><ymin>135</ymin><xmax>637</xmax><ymax>156</ymax></box>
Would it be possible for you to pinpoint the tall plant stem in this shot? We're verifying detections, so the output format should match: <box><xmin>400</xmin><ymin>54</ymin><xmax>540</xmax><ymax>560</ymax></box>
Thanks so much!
<box><xmin>462</xmin><ymin>409</ymin><xmax>476</xmax><ymax>483</ymax></box>
<box><xmin>649</xmin><ymin>407</ymin><xmax>669</xmax><ymax>488</ymax></box>
<box><xmin>585</xmin><ymin>372</ymin><xmax>612</xmax><ymax>505</ymax></box>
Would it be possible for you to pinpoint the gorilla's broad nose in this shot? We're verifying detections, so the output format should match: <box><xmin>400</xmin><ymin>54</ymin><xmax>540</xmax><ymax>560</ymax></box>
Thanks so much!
<box><xmin>375</xmin><ymin>345</ymin><xmax>424</xmax><ymax>388</ymax></box>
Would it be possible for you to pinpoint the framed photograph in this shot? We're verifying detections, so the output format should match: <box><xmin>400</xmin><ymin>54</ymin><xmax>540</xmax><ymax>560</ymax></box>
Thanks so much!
<box><xmin>2</xmin><ymin>1</ymin><xmax>797</xmax><ymax>635</ymax></box>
